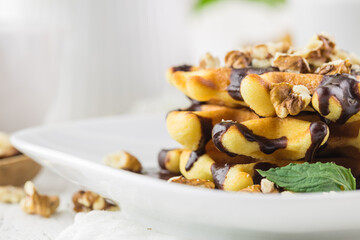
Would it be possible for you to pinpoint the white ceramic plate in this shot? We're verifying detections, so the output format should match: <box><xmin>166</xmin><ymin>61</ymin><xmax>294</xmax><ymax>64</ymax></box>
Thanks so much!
<box><xmin>11</xmin><ymin>114</ymin><xmax>360</xmax><ymax>240</ymax></box>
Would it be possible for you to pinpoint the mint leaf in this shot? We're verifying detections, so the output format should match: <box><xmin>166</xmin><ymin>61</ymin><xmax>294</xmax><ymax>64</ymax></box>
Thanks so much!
<box><xmin>257</xmin><ymin>162</ymin><xmax>356</xmax><ymax>192</ymax></box>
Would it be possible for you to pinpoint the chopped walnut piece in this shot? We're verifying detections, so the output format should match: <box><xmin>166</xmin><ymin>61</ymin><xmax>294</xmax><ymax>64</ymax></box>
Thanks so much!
<box><xmin>199</xmin><ymin>53</ymin><xmax>220</xmax><ymax>69</ymax></box>
<box><xmin>239</xmin><ymin>184</ymin><xmax>261</xmax><ymax>193</ymax></box>
<box><xmin>272</xmin><ymin>53</ymin><xmax>310</xmax><ymax>73</ymax></box>
<box><xmin>0</xmin><ymin>186</ymin><xmax>25</xmax><ymax>203</ymax></box>
<box><xmin>331</xmin><ymin>49</ymin><xmax>360</xmax><ymax>65</ymax></box>
<box><xmin>316</xmin><ymin>59</ymin><xmax>352</xmax><ymax>75</ymax></box>
<box><xmin>270</xmin><ymin>83</ymin><xmax>311</xmax><ymax>118</ymax></box>
<box><xmin>72</xmin><ymin>190</ymin><xmax>119</xmax><ymax>212</ymax></box>
<box><xmin>251</xmin><ymin>58</ymin><xmax>272</xmax><ymax>68</ymax></box>
<box><xmin>104</xmin><ymin>151</ymin><xmax>142</xmax><ymax>173</ymax></box>
<box><xmin>225</xmin><ymin>50</ymin><xmax>252</xmax><ymax>68</ymax></box>
<box><xmin>251</xmin><ymin>44</ymin><xmax>272</xmax><ymax>60</ymax></box>
<box><xmin>296</xmin><ymin>33</ymin><xmax>336</xmax><ymax>68</ymax></box>
<box><xmin>168</xmin><ymin>176</ymin><xmax>215</xmax><ymax>189</ymax></box>
<box><xmin>0</xmin><ymin>132</ymin><xmax>19</xmax><ymax>158</ymax></box>
<box><xmin>260</xmin><ymin>179</ymin><xmax>278</xmax><ymax>193</ymax></box>
<box><xmin>20</xmin><ymin>181</ymin><xmax>59</xmax><ymax>218</ymax></box>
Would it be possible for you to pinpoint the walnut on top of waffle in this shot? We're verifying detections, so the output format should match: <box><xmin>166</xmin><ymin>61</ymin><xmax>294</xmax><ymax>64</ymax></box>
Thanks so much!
<box><xmin>224</xmin><ymin>33</ymin><xmax>360</xmax><ymax>75</ymax></box>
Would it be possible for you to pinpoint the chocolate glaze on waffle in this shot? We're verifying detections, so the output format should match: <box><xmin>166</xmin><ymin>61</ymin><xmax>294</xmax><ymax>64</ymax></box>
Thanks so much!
<box><xmin>316</xmin><ymin>74</ymin><xmax>360</xmax><ymax>123</ymax></box>
<box><xmin>212</xmin><ymin>121</ymin><xmax>288</xmax><ymax>156</ymax></box>
<box><xmin>227</xmin><ymin>67</ymin><xmax>278</xmax><ymax>101</ymax></box>
<box><xmin>211</xmin><ymin>163</ymin><xmax>234</xmax><ymax>189</ymax></box>
<box><xmin>305</xmin><ymin>122</ymin><xmax>328</xmax><ymax>163</ymax></box>
<box><xmin>172</xmin><ymin>64</ymin><xmax>192</xmax><ymax>72</ymax></box>
<box><xmin>158</xmin><ymin>149</ymin><xmax>171</xmax><ymax>170</ymax></box>
<box><xmin>184</xmin><ymin>116</ymin><xmax>213</xmax><ymax>171</ymax></box>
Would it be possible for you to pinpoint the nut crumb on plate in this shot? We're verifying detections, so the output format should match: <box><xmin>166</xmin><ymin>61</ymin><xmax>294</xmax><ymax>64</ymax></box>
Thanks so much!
<box><xmin>72</xmin><ymin>190</ymin><xmax>119</xmax><ymax>212</ymax></box>
<box><xmin>103</xmin><ymin>150</ymin><xmax>142</xmax><ymax>173</ymax></box>
<box><xmin>168</xmin><ymin>176</ymin><xmax>215</xmax><ymax>189</ymax></box>
<box><xmin>20</xmin><ymin>181</ymin><xmax>59</xmax><ymax>218</ymax></box>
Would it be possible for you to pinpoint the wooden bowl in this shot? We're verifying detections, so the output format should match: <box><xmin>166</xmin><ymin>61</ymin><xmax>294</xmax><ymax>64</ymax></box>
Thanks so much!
<box><xmin>0</xmin><ymin>155</ymin><xmax>41</xmax><ymax>186</ymax></box>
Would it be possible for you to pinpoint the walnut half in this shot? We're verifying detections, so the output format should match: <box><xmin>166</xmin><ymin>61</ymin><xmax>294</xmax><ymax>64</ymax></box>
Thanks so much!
<box><xmin>168</xmin><ymin>176</ymin><xmax>215</xmax><ymax>189</ymax></box>
<box><xmin>316</xmin><ymin>59</ymin><xmax>352</xmax><ymax>75</ymax></box>
<box><xmin>72</xmin><ymin>190</ymin><xmax>119</xmax><ymax>212</ymax></box>
<box><xmin>272</xmin><ymin>53</ymin><xmax>310</xmax><ymax>73</ymax></box>
<box><xmin>225</xmin><ymin>50</ymin><xmax>252</xmax><ymax>69</ymax></box>
<box><xmin>20</xmin><ymin>181</ymin><xmax>59</xmax><ymax>218</ymax></box>
<box><xmin>270</xmin><ymin>83</ymin><xmax>311</xmax><ymax>118</ymax></box>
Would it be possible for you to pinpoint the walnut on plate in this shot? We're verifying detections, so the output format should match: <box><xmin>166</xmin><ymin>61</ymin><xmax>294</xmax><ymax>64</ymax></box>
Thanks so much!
<box><xmin>270</xmin><ymin>83</ymin><xmax>311</xmax><ymax>118</ymax></box>
<box><xmin>168</xmin><ymin>176</ymin><xmax>215</xmax><ymax>189</ymax></box>
<box><xmin>103</xmin><ymin>150</ymin><xmax>142</xmax><ymax>173</ymax></box>
<box><xmin>0</xmin><ymin>186</ymin><xmax>25</xmax><ymax>203</ymax></box>
<box><xmin>72</xmin><ymin>190</ymin><xmax>119</xmax><ymax>212</ymax></box>
<box><xmin>20</xmin><ymin>181</ymin><xmax>59</xmax><ymax>218</ymax></box>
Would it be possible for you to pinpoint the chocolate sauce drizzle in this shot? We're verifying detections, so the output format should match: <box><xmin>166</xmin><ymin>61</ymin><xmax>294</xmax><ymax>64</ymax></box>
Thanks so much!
<box><xmin>211</xmin><ymin>163</ymin><xmax>234</xmax><ymax>189</ymax></box>
<box><xmin>212</xmin><ymin>121</ymin><xmax>288</xmax><ymax>156</ymax></box>
<box><xmin>185</xmin><ymin>151</ymin><xmax>202</xmax><ymax>171</ymax></box>
<box><xmin>145</xmin><ymin>168</ymin><xmax>178</xmax><ymax>181</ymax></box>
<box><xmin>227</xmin><ymin>67</ymin><xmax>278</xmax><ymax>101</ymax></box>
<box><xmin>184</xmin><ymin>97</ymin><xmax>206</xmax><ymax>111</ymax></box>
<box><xmin>252</xmin><ymin>162</ymin><xmax>278</xmax><ymax>184</ymax></box>
<box><xmin>305</xmin><ymin>121</ymin><xmax>328</xmax><ymax>163</ymax></box>
<box><xmin>316</xmin><ymin>74</ymin><xmax>360</xmax><ymax>124</ymax></box>
<box><xmin>172</xmin><ymin>65</ymin><xmax>192</xmax><ymax>72</ymax></box>
<box><xmin>184</xmin><ymin>115</ymin><xmax>213</xmax><ymax>171</ymax></box>
<box><xmin>158</xmin><ymin>149</ymin><xmax>171</xmax><ymax>170</ymax></box>
<box><xmin>210</xmin><ymin>162</ymin><xmax>279</xmax><ymax>189</ymax></box>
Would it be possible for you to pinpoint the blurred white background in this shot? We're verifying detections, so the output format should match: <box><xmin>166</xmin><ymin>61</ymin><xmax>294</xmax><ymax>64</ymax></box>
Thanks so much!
<box><xmin>0</xmin><ymin>0</ymin><xmax>359</xmax><ymax>132</ymax></box>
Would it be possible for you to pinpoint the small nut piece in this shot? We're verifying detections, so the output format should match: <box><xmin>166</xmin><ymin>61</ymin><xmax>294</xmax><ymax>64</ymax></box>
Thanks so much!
<box><xmin>239</xmin><ymin>184</ymin><xmax>261</xmax><ymax>193</ymax></box>
<box><xmin>316</xmin><ymin>59</ymin><xmax>352</xmax><ymax>75</ymax></box>
<box><xmin>296</xmin><ymin>33</ymin><xmax>336</xmax><ymax>67</ymax></box>
<box><xmin>272</xmin><ymin>53</ymin><xmax>310</xmax><ymax>73</ymax></box>
<box><xmin>104</xmin><ymin>151</ymin><xmax>142</xmax><ymax>173</ymax></box>
<box><xmin>0</xmin><ymin>132</ymin><xmax>19</xmax><ymax>158</ymax></box>
<box><xmin>0</xmin><ymin>186</ymin><xmax>25</xmax><ymax>203</ymax></box>
<box><xmin>20</xmin><ymin>181</ymin><xmax>59</xmax><ymax>218</ymax></box>
<box><xmin>260</xmin><ymin>178</ymin><xmax>278</xmax><ymax>193</ymax></box>
<box><xmin>225</xmin><ymin>50</ymin><xmax>252</xmax><ymax>69</ymax></box>
<box><xmin>270</xmin><ymin>83</ymin><xmax>311</xmax><ymax>118</ymax></box>
<box><xmin>72</xmin><ymin>190</ymin><xmax>119</xmax><ymax>212</ymax></box>
<box><xmin>168</xmin><ymin>176</ymin><xmax>215</xmax><ymax>189</ymax></box>
<box><xmin>199</xmin><ymin>53</ymin><xmax>220</xmax><ymax>69</ymax></box>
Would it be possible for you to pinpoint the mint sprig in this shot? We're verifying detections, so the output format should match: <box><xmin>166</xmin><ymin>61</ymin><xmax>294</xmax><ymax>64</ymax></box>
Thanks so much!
<box><xmin>257</xmin><ymin>162</ymin><xmax>356</xmax><ymax>193</ymax></box>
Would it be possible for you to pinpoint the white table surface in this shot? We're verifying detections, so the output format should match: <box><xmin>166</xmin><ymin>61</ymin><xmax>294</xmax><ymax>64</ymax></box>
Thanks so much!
<box><xmin>0</xmin><ymin>169</ymin><xmax>78</xmax><ymax>240</ymax></box>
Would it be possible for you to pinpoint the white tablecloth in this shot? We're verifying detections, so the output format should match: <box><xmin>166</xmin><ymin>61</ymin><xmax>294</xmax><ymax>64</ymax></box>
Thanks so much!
<box><xmin>0</xmin><ymin>169</ymin><xmax>181</xmax><ymax>240</ymax></box>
